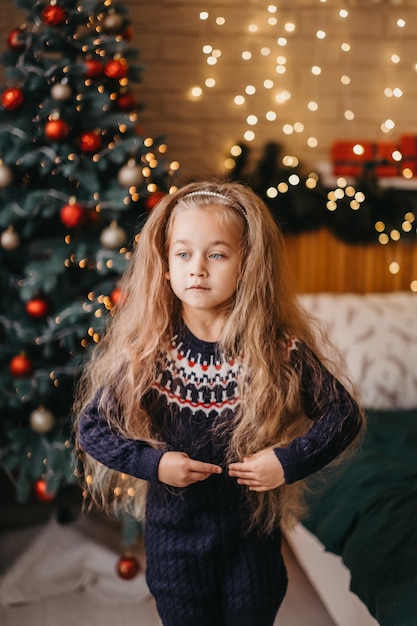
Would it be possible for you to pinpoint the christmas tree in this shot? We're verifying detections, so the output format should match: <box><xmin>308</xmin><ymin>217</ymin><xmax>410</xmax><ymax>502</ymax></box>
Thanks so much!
<box><xmin>0</xmin><ymin>0</ymin><xmax>177</xmax><ymax>538</ymax></box>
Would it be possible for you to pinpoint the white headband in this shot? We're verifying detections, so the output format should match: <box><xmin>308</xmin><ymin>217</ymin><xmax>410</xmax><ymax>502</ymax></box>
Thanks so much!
<box><xmin>181</xmin><ymin>190</ymin><xmax>248</xmax><ymax>221</ymax></box>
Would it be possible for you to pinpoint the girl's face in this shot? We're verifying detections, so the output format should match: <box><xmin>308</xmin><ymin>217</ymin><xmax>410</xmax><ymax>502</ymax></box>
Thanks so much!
<box><xmin>166</xmin><ymin>203</ymin><xmax>243</xmax><ymax>322</ymax></box>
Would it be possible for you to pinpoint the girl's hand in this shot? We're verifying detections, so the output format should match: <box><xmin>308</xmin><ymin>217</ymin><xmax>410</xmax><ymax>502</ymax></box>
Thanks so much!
<box><xmin>228</xmin><ymin>448</ymin><xmax>285</xmax><ymax>492</ymax></box>
<box><xmin>158</xmin><ymin>451</ymin><xmax>222</xmax><ymax>487</ymax></box>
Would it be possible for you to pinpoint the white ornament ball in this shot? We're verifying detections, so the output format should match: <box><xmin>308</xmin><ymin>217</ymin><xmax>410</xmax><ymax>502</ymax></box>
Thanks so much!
<box><xmin>117</xmin><ymin>163</ymin><xmax>143</xmax><ymax>188</ymax></box>
<box><xmin>0</xmin><ymin>227</ymin><xmax>20</xmax><ymax>250</ymax></box>
<box><xmin>29</xmin><ymin>406</ymin><xmax>55</xmax><ymax>434</ymax></box>
<box><xmin>100</xmin><ymin>222</ymin><xmax>127</xmax><ymax>250</ymax></box>
<box><xmin>0</xmin><ymin>164</ymin><xmax>13</xmax><ymax>188</ymax></box>
<box><xmin>51</xmin><ymin>82</ymin><xmax>72</xmax><ymax>101</ymax></box>
<box><xmin>103</xmin><ymin>13</ymin><xmax>124</xmax><ymax>33</ymax></box>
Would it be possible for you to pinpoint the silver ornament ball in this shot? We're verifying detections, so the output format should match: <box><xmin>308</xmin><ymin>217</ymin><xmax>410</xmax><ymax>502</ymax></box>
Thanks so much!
<box><xmin>29</xmin><ymin>406</ymin><xmax>55</xmax><ymax>434</ymax></box>
<box><xmin>100</xmin><ymin>222</ymin><xmax>127</xmax><ymax>250</ymax></box>
<box><xmin>51</xmin><ymin>82</ymin><xmax>72</xmax><ymax>101</ymax></box>
<box><xmin>103</xmin><ymin>13</ymin><xmax>124</xmax><ymax>33</ymax></box>
<box><xmin>117</xmin><ymin>163</ymin><xmax>143</xmax><ymax>188</ymax></box>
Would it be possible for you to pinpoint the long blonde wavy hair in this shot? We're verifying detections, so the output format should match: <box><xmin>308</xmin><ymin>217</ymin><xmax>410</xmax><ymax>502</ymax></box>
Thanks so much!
<box><xmin>73</xmin><ymin>180</ymin><xmax>361</xmax><ymax>533</ymax></box>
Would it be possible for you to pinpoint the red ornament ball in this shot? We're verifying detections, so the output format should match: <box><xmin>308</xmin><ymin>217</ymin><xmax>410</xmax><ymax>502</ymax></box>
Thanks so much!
<box><xmin>145</xmin><ymin>192</ymin><xmax>166</xmax><ymax>211</ymax></box>
<box><xmin>116</xmin><ymin>92</ymin><xmax>136</xmax><ymax>111</ymax></box>
<box><xmin>9</xmin><ymin>354</ymin><xmax>33</xmax><ymax>377</ymax></box>
<box><xmin>25</xmin><ymin>298</ymin><xmax>48</xmax><ymax>318</ymax></box>
<box><xmin>42</xmin><ymin>5</ymin><xmax>67</xmax><ymax>26</ymax></box>
<box><xmin>104</xmin><ymin>58</ymin><xmax>128</xmax><ymax>80</ymax></box>
<box><xmin>60</xmin><ymin>202</ymin><xmax>85</xmax><ymax>228</ymax></box>
<box><xmin>7</xmin><ymin>28</ymin><xmax>26</xmax><ymax>51</ymax></box>
<box><xmin>45</xmin><ymin>119</ymin><xmax>69</xmax><ymax>141</ymax></box>
<box><xmin>1</xmin><ymin>87</ymin><xmax>24</xmax><ymax>111</ymax></box>
<box><xmin>79</xmin><ymin>131</ymin><xmax>101</xmax><ymax>153</ymax></box>
<box><xmin>110</xmin><ymin>287</ymin><xmax>128</xmax><ymax>307</ymax></box>
<box><xmin>34</xmin><ymin>479</ymin><xmax>56</xmax><ymax>502</ymax></box>
<box><xmin>84</xmin><ymin>59</ymin><xmax>103</xmax><ymax>79</ymax></box>
<box><xmin>116</xmin><ymin>553</ymin><xmax>140</xmax><ymax>580</ymax></box>
<box><xmin>110</xmin><ymin>286</ymin><xmax>122</xmax><ymax>305</ymax></box>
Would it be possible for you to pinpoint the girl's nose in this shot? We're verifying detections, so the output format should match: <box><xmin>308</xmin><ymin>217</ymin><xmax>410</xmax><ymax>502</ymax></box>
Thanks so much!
<box><xmin>190</xmin><ymin>257</ymin><xmax>207</xmax><ymax>276</ymax></box>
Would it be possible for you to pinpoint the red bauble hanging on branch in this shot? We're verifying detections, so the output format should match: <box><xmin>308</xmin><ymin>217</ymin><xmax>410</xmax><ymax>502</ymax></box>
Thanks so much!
<box><xmin>42</xmin><ymin>5</ymin><xmax>67</xmax><ymax>26</ymax></box>
<box><xmin>45</xmin><ymin>118</ymin><xmax>69</xmax><ymax>141</ymax></box>
<box><xmin>116</xmin><ymin>553</ymin><xmax>140</xmax><ymax>580</ymax></box>
<box><xmin>25</xmin><ymin>297</ymin><xmax>49</xmax><ymax>319</ymax></box>
<box><xmin>1</xmin><ymin>87</ymin><xmax>24</xmax><ymax>111</ymax></box>
<box><xmin>60</xmin><ymin>201</ymin><xmax>85</xmax><ymax>228</ymax></box>
<box><xmin>104</xmin><ymin>58</ymin><xmax>129</xmax><ymax>80</ymax></box>
<box><xmin>7</xmin><ymin>27</ymin><xmax>26</xmax><ymax>51</ymax></box>
<box><xmin>79</xmin><ymin>131</ymin><xmax>101</xmax><ymax>153</ymax></box>
<box><xmin>116</xmin><ymin>92</ymin><xmax>137</xmax><ymax>111</ymax></box>
<box><xmin>34</xmin><ymin>479</ymin><xmax>56</xmax><ymax>502</ymax></box>
<box><xmin>9</xmin><ymin>354</ymin><xmax>33</xmax><ymax>377</ymax></box>
<box><xmin>84</xmin><ymin>59</ymin><xmax>103</xmax><ymax>79</ymax></box>
<box><xmin>145</xmin><ymin>191</ymin><xmax>166</xmax><ymax>211</ymax></box>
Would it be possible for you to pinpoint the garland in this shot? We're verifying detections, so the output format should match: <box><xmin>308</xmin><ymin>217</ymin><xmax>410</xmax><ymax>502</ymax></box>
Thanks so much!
<box><xmin>228</xmin><ymin>142</ymin><xmax>417</xmax><ymax>245</ymax></box>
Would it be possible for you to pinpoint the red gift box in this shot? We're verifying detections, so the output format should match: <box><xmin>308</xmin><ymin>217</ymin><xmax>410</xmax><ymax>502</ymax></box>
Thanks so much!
<box><xmin>399</xmin><ymin>135</ymin><xmax>417</xmax><ymax>176</ymax></box>
<box><xmin>331</xmin><ymin>140</ymin><xmax>401</xmax><ymax>177</ymax></box>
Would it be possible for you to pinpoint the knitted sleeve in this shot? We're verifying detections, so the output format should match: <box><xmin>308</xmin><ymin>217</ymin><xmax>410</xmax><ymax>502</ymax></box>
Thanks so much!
<box><xmin>274</xmin><ymin>342</ymin><xmax>362</xmax><ymax>484</ymax></box>
<box><xmin>78</xmin><ymin>391</ymin><xmax>164</xmax><ymax>483</ymax></box>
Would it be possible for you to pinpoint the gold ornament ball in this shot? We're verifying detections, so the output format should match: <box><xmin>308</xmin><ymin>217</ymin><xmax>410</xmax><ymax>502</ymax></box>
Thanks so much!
<box><xmin>0</xmin><ymin>164</ymin><xmax>13</xmax><ymax>188</ymax></box>
<box><xmin>0</xmin><ymin>227</ymin><xmax>20</xmax><ymax>250</ymax></box>
<box><xmin>29</xmin><ymin>406</ymin><xmax>55</xmax><ymax>434</ymax></box>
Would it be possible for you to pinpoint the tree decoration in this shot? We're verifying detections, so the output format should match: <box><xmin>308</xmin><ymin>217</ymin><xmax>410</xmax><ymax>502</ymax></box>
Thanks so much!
<box><xmin>84</xmin><ymin>58</ymin><xmax>103</xmax><ymax>79</ymax></box>
<box><xmin>25</xmin><ymin>297</ymin><xmax>49</xmax><ymax>318</ymax></box>
<box><xmin>7</xmin><ymin>27</ymin><xmax>26</xmax><ymax>52</ymax></box>
<box><xmin>145</xmin><ymin>191</ymin><xmax>166</xmax><ymax>211</ymax></box>
<box><xmin>1</xmin><ymin>87</ymin><xmax>24</xmax><ymax>111</ymax></box>
<box><xmin>34</xmin><ymin>479</ymin><xmax>56</xmax><ymax>502</ymax></box>
<box><xmin>100</xmin><ymin>221</ymin><xmax>127</xmax><ymax>250</ymax></box>
<box><xmin>45</xmin><ymin>118</ymin><xmax>69</xmax><ymax>141</ymax></box>
<box><xmin>116</xmin><ymin>92</ymin><xmax>136</xmax><ymax>111</ymax></box>
<box><xmin>42</xmin><ymin>5</ymin><xmax>67</xmax><ymax>27</ymax></box>
<box><xmin>110</xmin><ymin>286</ymin><xmax>122</xmax><ymax>305</ymax></box>
<box><xmin>116</xmin><ymin>553</ymin><xmax>140</xmax><ymax>580</ymax></box>
<box><xmin>103</xmin><ymin>13</ymin><xmax>124</xmax><ymax>33</ymax></box>
<box><xmin>104</xmin><ymin>58</ymin><xmax>129</xmax><ymax>80</ymax></box>
<box><xmin>29</xmin><ymin>406</ymin><xmax>55</xmax><ymax>434</ymax></box>
<box><xmin>60</xmin><ymin>200</ymin><xmax>85</xmax><ymax>228</ymax></box>
<box><xmin>0</xmin><ymin>226</ymin><xmax>20</xmax><ymax>250</ymax></box>
<box><xmin>9</xmin><ymin>354</ymin><xmax>33</xmax><ymax>377</ymax></box>
<box><xmin>79</xmin><ymin>130</ymin><xmax>101</xmax><ymax>153</ymax></box>
<box><xmin>0</xmin><ymin>163</ymin><xmax>13</xmax><ymax>188</ymax></box>
<box><xmin>118</xmin><ymin>161</ymin><xmax>143</xmax><ymax>188</ymax></box>
<box><xmin>50</xmin><ymin>82</ymin><xmax>72</xmax><ymax>101</ymax></box>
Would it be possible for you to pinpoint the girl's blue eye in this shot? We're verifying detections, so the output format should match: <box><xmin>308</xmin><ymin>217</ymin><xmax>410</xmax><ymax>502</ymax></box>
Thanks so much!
<box><xmin>177</xmin><ymin>252</ymin><xmax>190</xmax><ymax>259</ymax></box>
<box><xmin>210</xmin><ymin>253</ymin><xmax>224</xmax><ymax>259</ymax></box>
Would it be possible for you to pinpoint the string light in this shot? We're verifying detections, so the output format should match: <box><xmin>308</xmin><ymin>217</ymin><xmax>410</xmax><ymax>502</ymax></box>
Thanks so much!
<box><xmin>190</xmin><ymin>3</ymin><xmax>416</xmax><ymax>289</ymax></box>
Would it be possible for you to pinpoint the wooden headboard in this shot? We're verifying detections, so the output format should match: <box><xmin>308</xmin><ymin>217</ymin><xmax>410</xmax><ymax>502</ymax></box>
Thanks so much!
<box><xmin>285</xmin><ymin>229</ymin><xmax>417</xmax><ymax>294</ymax></box>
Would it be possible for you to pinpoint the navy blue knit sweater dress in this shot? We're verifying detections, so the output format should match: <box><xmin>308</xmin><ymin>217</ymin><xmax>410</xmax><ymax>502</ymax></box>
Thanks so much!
<box><xmin>78</xmin><ymin>323</ymin><xmax>361</xmax><ymax>626</ymax></box>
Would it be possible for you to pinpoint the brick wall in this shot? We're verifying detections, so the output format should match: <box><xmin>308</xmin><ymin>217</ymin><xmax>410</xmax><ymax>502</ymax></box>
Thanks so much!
<box><xmin>2</xmin><ymin>0</ymin><xmax>417</xmax><ymax>182</ymax></box>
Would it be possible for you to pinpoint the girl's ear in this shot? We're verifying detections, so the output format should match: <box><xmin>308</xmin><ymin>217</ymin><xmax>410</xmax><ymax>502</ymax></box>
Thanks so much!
<box><xmin>165</xmin><ymin>271</ymin><xmax>170</xmax><ymax>280</ymax></box>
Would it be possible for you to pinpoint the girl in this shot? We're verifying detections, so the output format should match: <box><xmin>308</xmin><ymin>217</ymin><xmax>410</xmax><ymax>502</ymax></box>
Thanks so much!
<box><xmin>74</xmin><ymin>180</ymin><xmax>363</xmax><ymax>626</ymax></box>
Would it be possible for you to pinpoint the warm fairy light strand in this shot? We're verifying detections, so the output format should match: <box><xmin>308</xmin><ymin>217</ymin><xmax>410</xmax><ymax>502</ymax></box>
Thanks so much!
<box><xmin>193</xmin><ymin>2</ymin><xmax>417</xmax><ymax>288</ymax></box>
<box><xmin>193</xmin><ymin>1</ymin><xmax>412</xmax><ymax>173</ymax></box>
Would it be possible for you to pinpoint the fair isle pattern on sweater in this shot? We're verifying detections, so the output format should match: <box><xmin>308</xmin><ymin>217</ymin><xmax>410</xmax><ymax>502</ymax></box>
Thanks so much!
<box><xmin>152</xmin><ymin>333</ymin><xmax>243</xmax><ymax>418</ymax></box>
